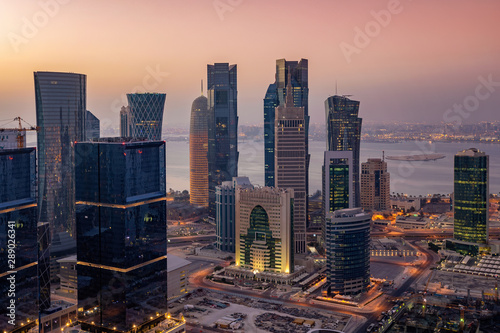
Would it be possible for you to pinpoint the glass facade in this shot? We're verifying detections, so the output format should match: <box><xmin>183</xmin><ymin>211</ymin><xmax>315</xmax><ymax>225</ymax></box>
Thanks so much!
<box><xmin>207</xmin><ymin>63</ymin><xmax>238</xmax><ymax>217</ymax></box>
<box><xmin>453</xmin><ymin>148</ymin><xmax>489</xmax><ymax>245</ymax></box>
<box><xmin>216</xmin><ymin>182</ymin><xmax>235</xmax><ymax>253</ymax></box>
<box><xmin>85</xmin><ymin>110</ymin><xmax>100</xmax><ymax>140</ymax></box>
<box><xmin>325</xmin><ymin>95</ymin><xmax>362</xmax><ymax>207</ymax></box>
<box><xmin>35</xmin><ymin>71</ymin><xmax>86</xmax><ymax>239</ymax></box>
<box><xmin>75</xmin><ymin>139</ymin><xmax>167</xmax><ymax>332</ymax></box>
<box><xmin>264</xmin><ymin>59</ymin><xmax>309</xmax><ymax>188</ymax></box>
<box><xmin>0</xmin><ymin>148</ymin><xmax>38</xmax><ymax>332</ymax></box>
<box><xmin>189</xmin><ymin>95</ymin><xmax>209</xmax><ymax>207</ymax></box>
<box><xmin>127</xmin><ymin>93</ymin><xmax>166</xmax><ymax>141</ymax></box>
<box><xmin>325</xmin><ymin>208</ymin><xmax>370</xmax><ymax>295</ymax></box>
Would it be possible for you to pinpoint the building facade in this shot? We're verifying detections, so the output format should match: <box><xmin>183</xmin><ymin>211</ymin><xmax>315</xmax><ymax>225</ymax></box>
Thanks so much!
<box><xmin>189</xmin><ymin>93</ymin><xmax>209</xmax><ymax>207</ymax></box>
<box><xmin>126</xmin><ymin>93</ymin><xmax>166</xmax><ymax>140</ymax></box>
<box><xmin>235</xmin><ymin>186</ymin><xmax>294</xmax><ymax>274</ymax></box>
<box><xmin>361</xmin><ymin>158</ymin><xmax>390</xmax><ymax>211</ymax></box>
<box><xmin>0</xmin><ymin>130</ymin><xmax>25</xmax><ymax>150</ymax></box>
<box><xmin>207</xmin><ymin>63</ymin><xmax>238</xmax><ymax>217</ymax></box>
<box><xmin>216</xmin><ymin>177</ymin><xmax>252</xmax><ymax>253</ymax></box>
<box><xmin>453</xmin><ymin>148</ymin><xmax>489</xmax><ymax>245</ymax></box>
<box><xmin>0</xmin><ymin>148</ymin><xmax>38</xmax><ymax>332</ymax></box>
<box><xmin>75</xmin><ymin>138</ymin><xmax>167</xmax><ymax>332</ymax></box>
<box><xmin>325</xmin><ymin>95</ymin><xmax>362</xmax><ymax>207</ymax></box>
<box><xmin>167</xmin><ymin>255</ymin><xmax>191</xmax><ymax>301</ymax></box>
<box><xmin>119</xmin><ymin>106</ymin><xmax>131</xmax><ymax>137</ymax></box>
<box><xmin>264</xmin><ymin>58</ymin><xmax>309</xmax><ymax>188</ymax></box>
<box><xmin>325</xmin><ymin>208</ymin><xmax>371</xmax><ymax>295</ymax></box>
<box><xmin>85</xmin><ymin>110</ymin><xmax>100</xmax><ymax>140</ymax></box>
<box><xmin>35</xmin><ymin>71</ymin><xmax>86</xmax><ymax>239</ymax></box>
<box><xmin>275</xmin><ymin>78</ymin><xmax>307</xmax><ymax>254</ymax></box>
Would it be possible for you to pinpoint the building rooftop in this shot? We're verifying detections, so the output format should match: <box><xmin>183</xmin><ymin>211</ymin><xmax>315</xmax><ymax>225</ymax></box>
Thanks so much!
<box><xmin>456</xmin><ymin>148</ymin><xmax>486</xmax><ymax>157</ymax></box>
<box><xmin>167</xmin><ymin>254</ymin><xmax>191</xmax><ymax>272</ymax></box>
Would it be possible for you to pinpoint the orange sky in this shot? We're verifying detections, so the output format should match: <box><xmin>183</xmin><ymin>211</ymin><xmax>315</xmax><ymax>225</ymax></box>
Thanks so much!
<box><xmin>1</xmin><ymin>0</ymin><xmax>499</xmax><ymax>130</ymax></box>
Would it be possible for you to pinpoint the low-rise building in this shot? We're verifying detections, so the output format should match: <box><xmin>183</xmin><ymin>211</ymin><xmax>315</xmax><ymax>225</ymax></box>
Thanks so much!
<box><xmin>167</xmin><ymin>255</ymin><xmax>191</xmax><ymax>301</ymax></box>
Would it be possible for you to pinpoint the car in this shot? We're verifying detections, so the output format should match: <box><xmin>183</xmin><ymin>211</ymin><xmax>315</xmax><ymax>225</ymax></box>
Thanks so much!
<box><xmin>366</xmin><ymin>323</ymin><xmax>375</xmax><ymax>332</ymax></box>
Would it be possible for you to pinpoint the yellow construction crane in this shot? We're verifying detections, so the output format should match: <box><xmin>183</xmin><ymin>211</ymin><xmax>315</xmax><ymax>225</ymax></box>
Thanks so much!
<box><xmin>0</xmin><ymin>117</ymin><xmax>39</xmax><ymax>148</ymax></box>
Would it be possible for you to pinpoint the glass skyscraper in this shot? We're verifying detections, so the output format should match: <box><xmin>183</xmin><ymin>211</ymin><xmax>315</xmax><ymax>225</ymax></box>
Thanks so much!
<box><xmin>75</xmin><ymin>138</ymin><xmax>167</xmax><ymax>332</ymax></box>
<box><xmin>453</xmin><ymin>148</ymin><xmax>489</xmax><ymax>245</ymax></box>
<box><xmin>35</xmin><ymin>71</ymin><xmax>86</xmax><ymax>239</ymax></box>
<box><xmin>325</xmin><ymin>95</ymin><xmax>362</xmax><ymax>207</ymax></box>
<box><xmin>126</xmin><ymin>93</ymin><xmax>166</xmax><ymax>141</ymax></box>
<box><xmin>325</xmin><ymin>208</ymin><xmax>370</xmax><ymax>295</ymax></box>
<box><xmin>0</xmin><ymin>148</ymin><xmax>38</xmax><ymax>332</ymax></box>
<box><xmin>264</xmin><ymin>59</ymin><xmax>309</xmax><ymax>188</ymax></box>
<box><xmin>207</xmin><ymin>63</ymin><xmax>238</xmax><ymax>217</ymax></box>
<box><xmin>85</xmin><ymin>110</ymin><xmax>100</xmax><ymax>140</ymax></box>
<box><xmin>190</xmin><ymin>92</ymin><xmax>209</xmax><ymax>207</ymax></box>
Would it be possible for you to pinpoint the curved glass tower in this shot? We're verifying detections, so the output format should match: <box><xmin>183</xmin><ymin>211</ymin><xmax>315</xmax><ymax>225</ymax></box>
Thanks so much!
<box><xmin>35</xmin><ymin>71</ymin><xmax>86</xmax><ymax>238</ymax></box>
<box><xmin>190</xmin><ymin>94</ymin><xmax>209</xmax><ymax>207</ymax></box>
<box><xmin>127</xmin><ymin>93</ymin><xmax>166</xmax><ymax>140</ymax></box>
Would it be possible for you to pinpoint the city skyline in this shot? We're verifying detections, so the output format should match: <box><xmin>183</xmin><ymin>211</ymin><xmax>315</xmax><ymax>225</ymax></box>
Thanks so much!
<box><xmin>1</xmin><ymin>1</ymin><xmax>500</xmax><ymax>130</ymax></box>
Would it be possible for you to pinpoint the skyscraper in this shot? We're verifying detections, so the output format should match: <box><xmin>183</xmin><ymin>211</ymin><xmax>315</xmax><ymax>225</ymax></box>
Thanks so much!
<box><xmin>235</xmin><ymin>186</ymin><xmax>294</xmax><ymax>274</ymax></box>
<box><xmin>453</xmin><ymin>148</ymin><xmax>489</xmax><ymax>244</ymax></box>
<box><xmin>264</xmin><ymin>58</ymin><xmax>309</xmax><ymax>188</ymax></box>
<box><xmin>0</xmin><ymin>148</ymin><xmax>38</xmax><ymax>332</ymax></box>
<box><xmin>207</xmin><ymin>63</ymin><xmax>238</xmax><ymax>217</ymax></box>
<box><xmin>85</xmin><ymin>110</ymin><xmax>100</xmax><ymax>140</ymax></box>
<box><xmin>325</xmin><ymin>95</ymin><xmax>362</xmax><ymax>207</ymax></box>
<box><xmin>325</xmin><ymin>208</ymin><xmax>371</xmax><ymax>295</ymax></box>
<box><xmin>216</xmin><ymin>177</ymin><xmax>252</xmax><ymax>253</ymax></box>
<box><xmin>361</xmin><ymin>158</ymin><xmax>390</xmax><ymax>211</ymax></box>
<box><xmin>35</xmin><ymin>71</ymin><xmax>86</xmax><ymax>239</ymax></box>
<box><xmin>119</xmin><ymin>105</ymin><xmax>131</xmax><ymax>137</ymax></box>
<box><xmin>127</xmin><ymin>93</ymin><xmax>166</xmax><ymax>140</ymax></box>
<box><xmin>75</xmin><ymin>138</ymin><xmax>167</xmax><ymax>332</ymax></box>
<box><xmin>275</xmin><ymin>77</ymin><xmax>307</xmax><ymax>254</ymax></box>
<box><xmin>190</xmin><ymin>88</ymin><xmax>209</xmax><ymax>207</ymax></box>
<box><xmin>322</xmin><ymin>151</ymin><xmax>353</xmax><ymax>245</ymax></box>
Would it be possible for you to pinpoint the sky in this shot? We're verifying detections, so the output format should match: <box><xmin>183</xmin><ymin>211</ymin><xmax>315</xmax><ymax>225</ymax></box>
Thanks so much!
<box><xmin>1</xmin><ymin>0</ymin><xmax>499</xmax><ymax>130</ymax></box>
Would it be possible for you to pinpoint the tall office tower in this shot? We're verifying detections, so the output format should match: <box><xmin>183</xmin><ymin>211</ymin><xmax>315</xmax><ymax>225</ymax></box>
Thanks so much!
<box><xmin>0</xmin><ymin>148</ymin><xmax>38</xmax><ymax>332</ymax></box>
<box><xmin>207</xmin><ymin>63</ymin><xmax>238</xmax><ymax>217</ymax></box>
<box><xmin>35</xmin><ymin>71</ymin><xmax>86</xmax><ymax>240</ymax></box>
<box><xmin>85</xmin><ymin>110</ymin><xmax>100</xmax><ymax>140</ymax></box>
<box><xmin>126</xmin><ymin>93</ymin><xmax>166</xmax><ymax>140</ymax></box>
<box><xmin>361</xmin><ymin>158</ymin><xmax>390</xmax><ymax>211</ymax></box>
<box><xmin>75</xmin><ymin>138</ymin><xmax>167</xmax><ymax>332</ymax></box>
<box><xmin>325</xmin><ymin>95</ymin><xmax>362</xmax><ymax>207</ymax></box>
<box><xmin>235</xmin><ymin>186</ymin><xmax>294</xmax><ymax>274</ymax></box>
<box><xmin>119</xmin><ymin>105</ymin><xmax>130</xmax><ymax>137</ymax></box>
<box><xmin>322</xmin><ymin>151</ymin><xmax>353</xmax><ymax>244</ymax></box>
<box><xmin>216</xmin><ymin>177</ymin><xmax>252</xmax><ymax>253</ymax></box>
<box><xmin>325</xmin><ymin>208</ymin><xmax>371</xmax><ymax>295</ymax></box>
<box><xmin>190</xmin><ymin>87</ymin><xmax>209</xmax><ymax>207</ymax></box>
<box><xmin>275</xmin><ymin>77</ymin><xmax>307</xmax><ymax>254</ymax></box>
<box><xmin>264</xmin><ymin>58</ymin><xmax>309</xmax><ymax>188</ymax></box>
<box><xmin>453</xmin><ymin>148</ymin><xmax>489</xmax><ymax>244</ymax></box>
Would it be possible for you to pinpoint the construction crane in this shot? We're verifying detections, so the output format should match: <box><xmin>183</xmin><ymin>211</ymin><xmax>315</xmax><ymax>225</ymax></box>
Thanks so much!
<box><xmin>0</xmin><ymin>117</ymin><xmax>39</xmax><ymax>148</ymax></box>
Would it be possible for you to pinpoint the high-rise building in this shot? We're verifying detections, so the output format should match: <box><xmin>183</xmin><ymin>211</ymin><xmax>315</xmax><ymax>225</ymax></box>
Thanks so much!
<box><xmin>207</xmin><ymin>63</ymin><xmax>238</xmax><ymax>217</ymax></box>
<box><xmin>119</xmin><ymin>106</ymin><xmax>131</xmax><ymax>137</ymax></box>
<box><xmin>35</xmin><ymin>71</ymin><xmax>86</xmax><ymax>240</ymax></box>
<box><xmin>126</xmin><ymin>93</ymin><xmax>166</xmax><ymax>140</ymax></box>
<box><xmin>85</xmin><ymin>110</ymin><xmax>100</xmax><ymax>140</ymax></box>
<box><xmin>275</xmin><ymin>77</ymin><xmax>307</xmax><ymax>254</ymax></box>
<box><xmin>453</xmin><ymin>148</ymin><xmax>489</xmax><ymax>244</ymax></box>
<box><xmin>216</xmin><ymin>177</ymin><xmax>252</xmax><ymax>253</ymax></box>
<box><xmin>190</xmin><ymin>89</ymin><xmax>209</xmax><ymax>207</ymax></box>
<box><xmin>264</xmin><ymin>59</ymin><xmax>309</xmax><ymax>188</ymax></box>
<box><xmin>0</xmin><ymin>148</ymin><xmax>38</xmax><ymax>332</ymax></box>
<box><xmin>361</xmin><ymin>158</ymin><xmax>390</xmax><ymax>211</ymax></box>
<box><xmin>325</xmin><ymin>208</ymin><xmax>371</xmax><ymax>295</ymax></box>
<box><xmin>325</xmin><ymin>95</ymin><xmax>362</xmax><ymax>207</ymax></box>
<box><xmin>75</xmin><ymin>138</ymin><xmax>167</xmax><ymax>332</ymax></box>
<box><xmin>235</xmin><ymin>186</ymin><xmax>294</xmax><ymax>274</ymax></box>
<box><xmin>0</xmin><ymin>130</ymin><xmax>25</xmax><ymax>150</ymax></box>
<box><xmin>322</xmin><ymin>151</ymin><xmax>353</xmax><ymax>245</ymax></box>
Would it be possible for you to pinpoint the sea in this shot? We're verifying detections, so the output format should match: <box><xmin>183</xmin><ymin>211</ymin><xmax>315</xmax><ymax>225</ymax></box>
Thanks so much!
<box><xmin>166</xmin><ymin>140</ymin><xmax>500</xmax><ymax>196</ymax></box>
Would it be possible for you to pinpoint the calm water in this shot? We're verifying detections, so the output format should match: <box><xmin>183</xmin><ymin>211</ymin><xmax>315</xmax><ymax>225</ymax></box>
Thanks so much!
<box><xmin>167</xmin><ymin>140</ymin><xmax>500</xmax><ymax>196</ymax></box>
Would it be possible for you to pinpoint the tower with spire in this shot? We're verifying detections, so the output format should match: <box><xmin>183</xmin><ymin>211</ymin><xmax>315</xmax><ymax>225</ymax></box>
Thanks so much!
<box><xmin>274</xmin><ymin>70</ymin><xmax>307</xmax><ymax>254</ymax></box>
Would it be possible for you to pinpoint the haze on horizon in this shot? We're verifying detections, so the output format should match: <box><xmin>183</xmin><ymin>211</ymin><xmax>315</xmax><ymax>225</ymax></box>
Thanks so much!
<box><xmin>1</xmin><ymin>0</ymin><xmax>499</xmax><ymax>130</ymax></box>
